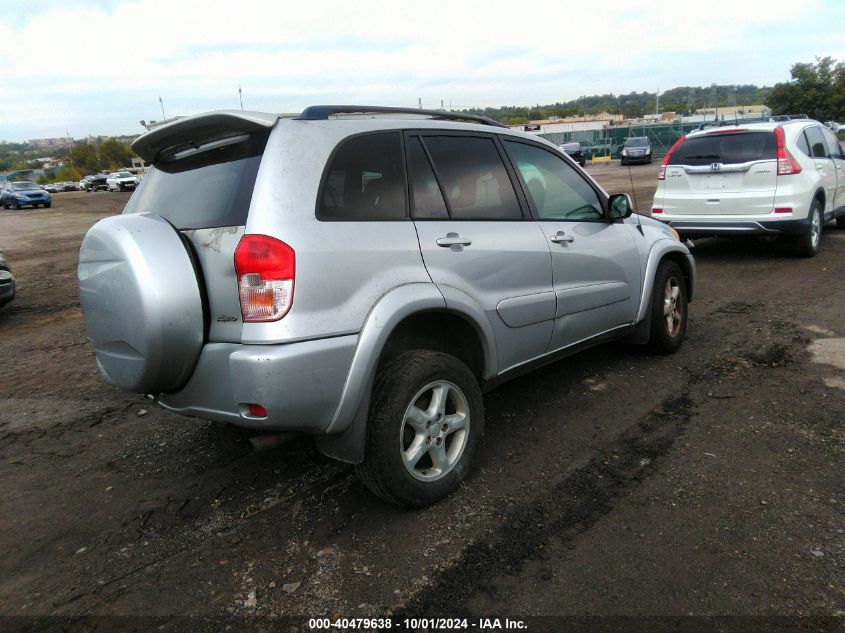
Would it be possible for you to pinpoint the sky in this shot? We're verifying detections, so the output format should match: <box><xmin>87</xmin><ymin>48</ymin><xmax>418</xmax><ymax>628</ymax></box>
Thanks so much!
<box><xmin>0</xmin><ymin>0</ymin><xmax>843</xmax><ymax>142</ymax></box>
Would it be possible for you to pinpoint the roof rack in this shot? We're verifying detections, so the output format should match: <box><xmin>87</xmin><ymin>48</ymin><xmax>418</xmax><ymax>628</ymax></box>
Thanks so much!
<box><xmin>297</xmin><ymin>105</ymin><xmax>508</xmax><ymax>128</ymax></box>
<box><xmin>697</xmin><ymin>114</ymin><xmax>811</xmax><ymax>130</ymax></box>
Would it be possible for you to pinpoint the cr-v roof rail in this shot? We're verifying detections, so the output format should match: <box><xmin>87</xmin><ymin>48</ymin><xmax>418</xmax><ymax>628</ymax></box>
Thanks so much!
<box><xmin>697</xmin><ymin>114</ymin><xmax>811</xmax><ymax>131</ymax></box>
<box><xmin>297</xmin><ymin>105</ymin><xmax>508</xmax><ymax>128</ymax></box>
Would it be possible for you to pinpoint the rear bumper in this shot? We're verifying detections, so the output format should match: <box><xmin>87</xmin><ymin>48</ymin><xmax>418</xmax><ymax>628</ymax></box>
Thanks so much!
<box><xmin>657</xmin><ymin>216</ymin><xmax>812</xmax><ymax>237</ymax></box>
<box><xmin>0</xmin><ymin>270</ymin><xmax>15</xmax><ymax>305</ymax></box>
<box><xmin>158</xmin><ymin>335</ymin><xmax>357</xmax><ymax>432</ymax></box>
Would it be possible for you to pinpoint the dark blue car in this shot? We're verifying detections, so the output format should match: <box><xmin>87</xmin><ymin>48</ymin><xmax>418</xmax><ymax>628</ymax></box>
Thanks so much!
<box><xmin>1</xmin><ymin>181</ymin><xmax>52</xmax><ymax>209</ymax></box>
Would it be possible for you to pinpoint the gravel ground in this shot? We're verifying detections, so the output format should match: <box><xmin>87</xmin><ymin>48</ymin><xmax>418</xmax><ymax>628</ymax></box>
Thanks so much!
<box><xmin>0</xmin><ymin>167</ymin><xmax>843</xmax><ymax>631</ymax></box>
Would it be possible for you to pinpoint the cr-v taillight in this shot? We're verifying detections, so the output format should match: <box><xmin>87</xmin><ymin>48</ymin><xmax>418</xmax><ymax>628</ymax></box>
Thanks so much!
<box><xmin>234</xmin><ymin>234</ymin><xmax>295</xmax><ymax>322</ymax></box>
<box><xmin>774</xmin><ymin>127</ymin><xmax>801</xmax><ymax>176</ymax></box>
<box><xmin>658</xmin><ymin>135</ymin><xmax>686</xmax><ymax>180</ymax></box>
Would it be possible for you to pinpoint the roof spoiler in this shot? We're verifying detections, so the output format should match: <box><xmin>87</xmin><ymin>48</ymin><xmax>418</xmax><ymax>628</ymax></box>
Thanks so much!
<box><xmin>132</xmin><ymin>110</ymin><xmax>279</xmax><ymax>163</ymax></box>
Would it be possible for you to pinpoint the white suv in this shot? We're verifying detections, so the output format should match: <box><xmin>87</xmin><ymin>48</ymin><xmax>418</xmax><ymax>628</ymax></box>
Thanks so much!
<box><xmin>651</xmin><ymin>119</ymin><xmax>845</xmax><ymax>256</ymax></box>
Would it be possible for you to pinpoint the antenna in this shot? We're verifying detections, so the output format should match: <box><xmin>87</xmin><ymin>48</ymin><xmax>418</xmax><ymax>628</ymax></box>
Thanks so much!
<box><xmin>239</xmin><ymin>86</ymin><xmax>244</xmax><ymax>110</ymax></box>
<box><xmin>158</xmin><ymin>96</ymin><xmax>166</xmax><ymax>120</ymax></box>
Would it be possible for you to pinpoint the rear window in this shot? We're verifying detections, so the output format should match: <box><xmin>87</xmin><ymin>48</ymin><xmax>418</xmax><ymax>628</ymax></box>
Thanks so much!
<box><xmin>124</xmin><ymin>133</ymin><xmax>267</xmax><ymax>229</ymax></box>
<box><xmin>670</xmin><ymin>132</ymin><xmax>776</xmax><ymax>166</ymax></box>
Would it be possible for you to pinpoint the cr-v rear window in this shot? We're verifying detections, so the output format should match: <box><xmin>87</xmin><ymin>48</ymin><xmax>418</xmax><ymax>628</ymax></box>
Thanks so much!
<box><xmin>124</xmin><ymin>133</ymin><xmax>267</xmax><ymax>229</ymax></box>
<box><xmin>669</xmin><ymin>132</ymin><xmax>776</xmax><ymax>166</ymax></box>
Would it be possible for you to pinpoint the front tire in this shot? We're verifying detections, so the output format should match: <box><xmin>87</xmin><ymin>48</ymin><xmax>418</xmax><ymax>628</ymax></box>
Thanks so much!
<box><xmin>645</xmin><ymin>260</ymin><xmax>688</xmax><ymax>354</ymax></box>
<box><xmin>794</xmin><ymin>199</ymin><xmax>822</xmax><ymax>257</ymax></box>
<box><xmin>356</xmin><ymin>350</ymin><xmax>484</xmax><ymax>507</ymax></box>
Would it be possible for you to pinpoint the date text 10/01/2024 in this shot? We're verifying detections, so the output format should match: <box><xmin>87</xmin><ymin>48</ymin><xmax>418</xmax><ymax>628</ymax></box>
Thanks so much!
<box><xmin>307</xmin><ymin>618</ymin><xmax>528</xmax><ymax>630</ymax></box>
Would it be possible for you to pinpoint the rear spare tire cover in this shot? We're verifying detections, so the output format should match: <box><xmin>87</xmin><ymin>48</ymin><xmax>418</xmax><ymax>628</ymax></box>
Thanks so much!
<box><xmin>78</xmin><ymin>213</ymin><xmax>204</xmax><ymax>394</ymax></box>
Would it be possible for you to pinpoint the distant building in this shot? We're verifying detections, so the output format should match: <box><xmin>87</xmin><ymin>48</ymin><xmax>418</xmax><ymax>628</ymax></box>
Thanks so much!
<box><xmin>26</xmin><ymin>137</ymin><xmax>74</xmax><ymax>150</ymax></box>
<box><xmin>694</xmin><ymin>105</ymin><xmax>771</xmax><ymax>118</ymax></box>
<box><xmin>131</xmin><ymin>156</ymin><xmax>150</xmax><ymax>171</ymax></box>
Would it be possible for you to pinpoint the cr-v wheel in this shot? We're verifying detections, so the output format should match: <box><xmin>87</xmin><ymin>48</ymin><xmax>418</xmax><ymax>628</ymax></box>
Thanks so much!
<box><xmin>356</xmin><ymin>350</ymin><xmax>484</xmax><ymax>507</ymax></box>
<box><xmin>795</xmin><ymin>200</ymin><xmax>822</xmax><ymax>257</ymax></box>
<box><xmin>645</xmin><ymin>260</ymin><xmax>687</xmax><ymax>354</ymax></box>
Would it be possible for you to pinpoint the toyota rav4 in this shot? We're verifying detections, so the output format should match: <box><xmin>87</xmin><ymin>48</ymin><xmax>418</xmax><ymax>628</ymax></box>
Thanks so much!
<box><xmin>78</xmin><ymin>106</ymin><xmax>695</xmax><ymax>506</ymax></box>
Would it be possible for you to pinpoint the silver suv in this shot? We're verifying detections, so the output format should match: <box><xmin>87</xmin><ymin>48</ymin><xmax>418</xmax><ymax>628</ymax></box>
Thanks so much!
<box><xmin>78</xmin><ymin>106</ymin><xmax>695</xmax><ymax>506</ymax></box>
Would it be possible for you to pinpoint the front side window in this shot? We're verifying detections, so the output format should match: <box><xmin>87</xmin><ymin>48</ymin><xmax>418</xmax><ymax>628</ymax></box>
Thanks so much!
<box><xmin>821</xmin><ymin>127</ymin><xmax>843</xmax><ymax>159</ymax></box>
<box><xmin>421</xmin><ymin>136</ymin><xmax>522</xmax><ymax>220</ymax></box>
<box><xmin>318</xmin><ymin>132</ymin><xmax>407</xmax><ymax>220</ymax></box>
<box><xmin>503</xmin><ymin>140</ymin><xmax>604</xmax><ymax>221</ymax></box>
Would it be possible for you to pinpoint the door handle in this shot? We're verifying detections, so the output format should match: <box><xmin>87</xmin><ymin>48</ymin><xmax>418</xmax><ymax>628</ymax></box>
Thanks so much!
<box><xmin>550</xmin><ymin>232</ymin><xmax>574</xmax><ymax>243</ymax></box>
<box><xmin>436</xmin><ymin>233</ymin><xmax>472</xmax><ymax>247</ymax></box>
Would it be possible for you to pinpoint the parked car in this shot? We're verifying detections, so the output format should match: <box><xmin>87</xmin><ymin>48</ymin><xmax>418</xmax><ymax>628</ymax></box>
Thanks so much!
<box><xmin>652</xmin><ymin>118</ymin><xmax>845</xmax><ymax>257</ymax></box>
<box><xmin>0</xmin><ymin>246</ymin><xmax>14</xmax><ymax>307</ymax></box>
<box><xmin>824</xmin><ymin>121</ymin><xmax>842</xmax><ymax>134</ymax></box>
<box><xmin>84</xmin><ymin>175</ymin><xmax>109</xmax><ymax>192</ymax></box>
<box><xmin>1</xmin><ymin>181</ymin><xmax>52</xmax><ymax>209</ymax></box>
<box><xmin>61</xmin><ymin>181</ymin><xmax>79</xmax><ymax>191</ymax></box>
<box><xmin>78</xmin><ymin>106</ymin><xmax>695</xmax><ymax>507</ymax></box>
<box><xmin>559</xmin><ymin>141</ymin><xmax>586</xmax><ymax>167</ymax></box>
<box><xmin>621</xmin><ymin>136</ymin><xmax>652</xmax><ymax>165</ymax></box>
<box><xmin>106</xmin><ymin>171</ymin><xmax>139</xmax><ymax>192</ymax></box>
<box><xmin>43</xmin><ymin>183</ymin><xmax>61</xmax><ymax>193</ymax></box>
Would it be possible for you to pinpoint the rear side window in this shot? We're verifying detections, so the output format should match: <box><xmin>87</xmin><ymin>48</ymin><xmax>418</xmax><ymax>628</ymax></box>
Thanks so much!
<box><xmin>422</xmin><ymin>136</ymin><xmax>522</xmax><ymax>220</ymax></box>
<box><xmin>125</xmin><ymin>133</ymin><xmax>266</xmax><ymax>229</ymax></box>
<box><xmin>669</xmin><ymin>132</ymin><xmax>776</xmax><ymax>166</ymax></box>
<box><xmin>318</xmin><ymin>132</ymin><xmax>407</xmax><ymax>220</ymax></box>
<box><xmin>804</xmin><ymin>126</ymin><xmax>829</xmax><ymax>158</ymax></box>
<box><xmin>407</xmin><ymin>137</ymin><xmax>448</xmax><ymax>219</ymax></box>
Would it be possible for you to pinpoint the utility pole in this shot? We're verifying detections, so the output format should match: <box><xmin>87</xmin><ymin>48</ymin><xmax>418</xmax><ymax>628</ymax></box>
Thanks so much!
<box><xmin>655</xmin><ymin>87</ymin><xmax>659</xmax><ymax>118</ymax></box>
<box><xmin>418</xmin><ymin>98</ymin><xmax>422</xmax><ymax>109</ymax></box>
<box><xmin>239</xmin><ymin>86</ymin><xmax>244</xmax><ymax>110</ymax></box>
<box><xmin>158</xmin><ymin>96</ymin><xmax>166</xmax><ymax>120</ymax></box>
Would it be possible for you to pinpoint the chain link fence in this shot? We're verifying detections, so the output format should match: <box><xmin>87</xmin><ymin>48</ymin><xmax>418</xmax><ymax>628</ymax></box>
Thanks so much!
<box><xmin>540</xmin><ymin>122</ymin><xmax>706</xmax><ymax>160</ymax></box>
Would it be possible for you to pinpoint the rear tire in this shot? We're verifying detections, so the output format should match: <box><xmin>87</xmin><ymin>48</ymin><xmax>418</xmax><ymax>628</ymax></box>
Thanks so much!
<box><xmin>356</xmin><ymin>350</ymin><xmax>484</xmax><ymax>507</ymax></box>
<box><xmin>794</xmin><ymin>199</ymin><xmax>822</xmax><ymax>257</ymax></box>
<box><xmin>645</xmin><ymin>260</ymin><xmax>687</xmax><ymax>355</ymax></box>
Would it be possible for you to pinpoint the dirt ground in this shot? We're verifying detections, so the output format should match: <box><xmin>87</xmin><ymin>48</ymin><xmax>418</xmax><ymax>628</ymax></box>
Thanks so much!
<box><xmin>1</xmin><ymin>166</ymin><xmax>843</xmax><ymax>630</ymax></box>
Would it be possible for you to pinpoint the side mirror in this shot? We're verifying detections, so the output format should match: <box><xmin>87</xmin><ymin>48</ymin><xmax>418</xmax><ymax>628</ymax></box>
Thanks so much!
<box><xmin>608</xmin><ymin>193</ymin><xmax>635</xmax><ymax>220</ymax></box>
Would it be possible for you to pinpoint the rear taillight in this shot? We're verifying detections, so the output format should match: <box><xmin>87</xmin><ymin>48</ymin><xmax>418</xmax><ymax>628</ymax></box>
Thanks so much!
<box><xmin>658</xmin><ymin>135</ymin><xmax>686</xmax><ymax>180</ymax></box>
<box><xmin>774</xmin><ymin>127</ymin><xmax>801</xmax><ymax>176</ymax></box>
<box><xmin>652</xmin><ymin>208</ymin><xmax>663</xmax><ymax>214</ymax></box>
<box><xmin>234</xmin><ymin>234</ymin><xmax>295</xmax><ymax>322</ymax></box>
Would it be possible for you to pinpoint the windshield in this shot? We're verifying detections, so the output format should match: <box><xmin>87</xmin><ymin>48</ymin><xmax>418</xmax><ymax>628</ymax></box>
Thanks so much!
<box><xmin>115</xmin><ymin>172</ymin><xmax>133</xmax><ymax>178</ymax></box>
<box><xmin>125</xmin><ymin>133</ymin><xmax>266</xmax><ymax>229</ymax></box>
<box><xmin>625</xmin><ymin>137</ymin><xmax>649</xmax><ymax>147</ymax></box>
<box><xmin>10</xmin><ymin>182</ymin><xmax>37</xmax><ymax>190</ymax></box>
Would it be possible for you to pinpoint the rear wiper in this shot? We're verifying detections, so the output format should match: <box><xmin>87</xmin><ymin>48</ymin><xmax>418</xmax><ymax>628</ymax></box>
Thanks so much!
<box><xmin>683</xmin><ymin>154</ymin><xmax>720</xmax><ymax>160</ymax></box>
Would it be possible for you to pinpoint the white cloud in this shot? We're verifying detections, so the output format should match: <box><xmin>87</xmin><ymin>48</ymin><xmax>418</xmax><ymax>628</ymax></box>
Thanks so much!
<box><xmin>0</xmin><ymin>0</ymin><xmax>839</xmax><ymax>139</ymax></box>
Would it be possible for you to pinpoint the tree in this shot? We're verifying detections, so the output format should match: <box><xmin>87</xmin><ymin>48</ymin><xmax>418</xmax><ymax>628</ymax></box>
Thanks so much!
<box><xmin>767</xmin><ymin>57</ymin><xmax>845</xmax><ymax>121</ymax></box>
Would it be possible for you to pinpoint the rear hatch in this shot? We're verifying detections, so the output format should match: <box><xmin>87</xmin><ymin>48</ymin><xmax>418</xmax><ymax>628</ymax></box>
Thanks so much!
<box><xmin>662</xmin><ymin>130</ymin><xmax>777</xmax><ymax>215</ymax></box>
<box><xmin>125</xmin><ymin>120</ymin><xmax>271</xmax><ymax>343</ymax></box>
